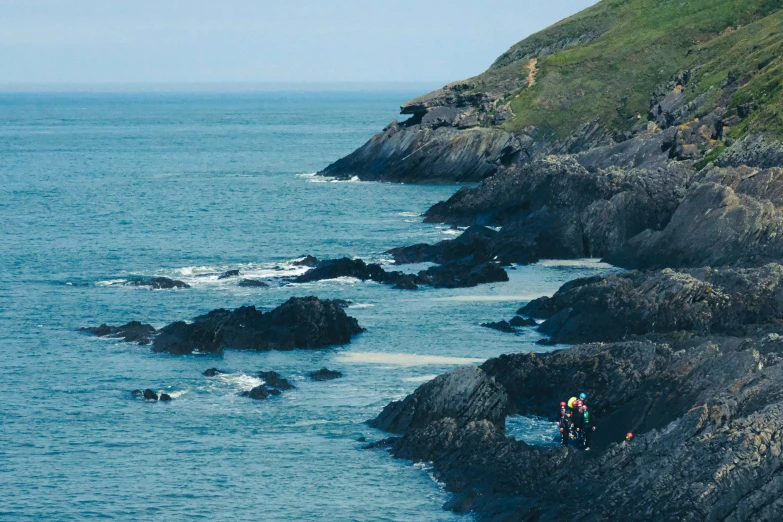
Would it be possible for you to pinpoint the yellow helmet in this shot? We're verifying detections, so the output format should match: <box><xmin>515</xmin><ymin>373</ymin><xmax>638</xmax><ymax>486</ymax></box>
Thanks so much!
<box><xmin>567</xmin><ymin>397</ymin><xmax>577</xmax><ymax>408</ymax></box>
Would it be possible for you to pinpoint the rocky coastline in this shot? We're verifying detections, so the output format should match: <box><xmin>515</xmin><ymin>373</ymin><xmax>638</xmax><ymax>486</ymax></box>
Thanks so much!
<box><xmin>308</xmin><ymin>0</ymin><xmax>783</xmax><ymax>518</ymax></box>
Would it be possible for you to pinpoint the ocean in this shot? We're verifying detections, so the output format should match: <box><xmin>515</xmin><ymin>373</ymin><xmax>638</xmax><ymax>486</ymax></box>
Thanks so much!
<box><xmin>0</xmin><ymin>91</ymin><xmax>614</xmax><ymax>520</ymax></box>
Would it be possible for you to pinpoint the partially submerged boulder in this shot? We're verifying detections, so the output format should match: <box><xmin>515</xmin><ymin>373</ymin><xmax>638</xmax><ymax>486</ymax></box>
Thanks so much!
<box><xmin>308</xmin><ymin>368</ymin><xmax>343</xmax><ymax>381</ymax></box>
<box><xmin>80</xmin><ymin>321</ymin><xmax>156</xmax><ymax>344</ymax></box>
<box><xmin>125</xmin><ymin>277</ymin><xmax>190</xmax><ymax>289</ymax></box>
<box><xmin>152</xmin><ymin>297</ymin><xmax>364</xmax><ymax>355</ymax></box>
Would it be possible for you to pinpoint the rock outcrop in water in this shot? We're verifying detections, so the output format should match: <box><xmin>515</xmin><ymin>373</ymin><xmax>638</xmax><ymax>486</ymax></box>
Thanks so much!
<box><xmin>125</xmin><ymin>277</ymin><xmax>190</xmax><ymax>289</ymax></box>
<box><xmin>80</xmin><ymin>321</ymin><xmax>156</xmax><ymax>344</ymax></box>
<box><xmin>308</xmin><ymin>368</ymin><xmax>343</xmax><ymax>381</ymax></box>
<box><xmin>292</xmin><ymin>256</ymin><xmax>508</xmax><ymax>289</ymax></box>
<box><xmin>85</xmin><ymin>297</ymin><xmax>363</xmax><ymax>355</ymax></box>
<box><xmin>152</xmin><ymin>297</ymin><xmax>363</xmax><ymax>355</ymax></box>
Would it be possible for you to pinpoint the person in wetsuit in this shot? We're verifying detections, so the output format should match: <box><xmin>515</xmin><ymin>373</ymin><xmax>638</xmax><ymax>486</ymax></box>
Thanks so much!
<box><xmin>582</xmin><ymin>406</ymin><xmax>595</xmax><ymax>450</ymax></box>
<box><xmin>572</xmin><ymin>400</ymin><xmax>585</xmax><ymax>443</ymax></box>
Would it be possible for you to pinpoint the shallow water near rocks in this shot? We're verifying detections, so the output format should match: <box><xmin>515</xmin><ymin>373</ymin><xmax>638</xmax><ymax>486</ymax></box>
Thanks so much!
<box><xmin>0</xmin><ymin>92</ymin><xmax>613</xmax><ymax>520</ymax></box>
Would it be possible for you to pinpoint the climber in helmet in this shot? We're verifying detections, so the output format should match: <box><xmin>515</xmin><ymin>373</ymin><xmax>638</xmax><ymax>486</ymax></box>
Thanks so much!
<box><xmin>579</xmin><ymin>392</ymin><xmax>587</xmax><ymax>405</ymax></box>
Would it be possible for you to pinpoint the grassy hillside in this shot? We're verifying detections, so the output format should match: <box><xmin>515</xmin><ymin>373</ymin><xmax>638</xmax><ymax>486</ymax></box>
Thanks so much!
<box><xmin>420</xmin><ymin>0</ymin><xmax>783</xmax><ymax>141</ymax></box>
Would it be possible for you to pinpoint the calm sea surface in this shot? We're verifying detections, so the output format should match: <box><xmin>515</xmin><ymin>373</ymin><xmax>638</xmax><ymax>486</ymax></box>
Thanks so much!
<box><xmin>0</xmin><ymin>92</ymin><xmax>613</xmax><ymax>520</ymax></box>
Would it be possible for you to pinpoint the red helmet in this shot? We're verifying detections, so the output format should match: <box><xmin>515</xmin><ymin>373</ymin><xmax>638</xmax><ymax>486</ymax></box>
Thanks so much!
<box><xmin>577</xmin><ymin>400</ymin><xmax>583</xmax><ymax>406</ymax></box>
<box><xmin>560</xmin><ymin>401</ymin><xmax>566</xmax><ymax>407</ymax></box>
<box><xmin>626</xmin><ymin>432</ymin><xmax>633</xmax><ymax>440</ymax></box>
<box><xmin>583</xmin><ymin>406</ymin><xmax>588</xmax><ymax>411</ymax></box>
<box><xmin>560</xmin><ymin>428</ymin><xmax>564</xmax><ymax>433</ymax></box>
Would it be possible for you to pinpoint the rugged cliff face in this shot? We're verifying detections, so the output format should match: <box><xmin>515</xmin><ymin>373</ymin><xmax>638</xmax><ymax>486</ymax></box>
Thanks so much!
<box><xmin>349</xmin><ymin>2</ymin><xmax>783</xmax><ymax>518</ymax></box>
<box><xmin>370</xmin><ymin>265</ymin><xmax>783</xmax><ymax>520</ymax></box>
<box><xmin>321</xmin><ymin>0</ymin><xmax>783</xmax><ymax>184</ymax></box>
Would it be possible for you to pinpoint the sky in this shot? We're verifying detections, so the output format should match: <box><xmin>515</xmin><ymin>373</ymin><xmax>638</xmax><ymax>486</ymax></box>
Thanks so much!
<box><xmin>0</xmin><ymin>0</ymin><xmax>598</xmax><ymax>89</ymax></box>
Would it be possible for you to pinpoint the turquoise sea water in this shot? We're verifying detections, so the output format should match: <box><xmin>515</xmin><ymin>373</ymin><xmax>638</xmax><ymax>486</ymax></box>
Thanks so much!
<box><xmin>0</xmin><ymin>92</ymin><xmax>613</xmax><ymax>520</ymax></box>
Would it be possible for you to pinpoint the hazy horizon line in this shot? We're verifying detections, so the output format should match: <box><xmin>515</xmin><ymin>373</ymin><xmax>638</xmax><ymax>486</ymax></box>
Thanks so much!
<box><xmin>0</xmin><ymin>81</ymin><xmax>447</xmax><ymax>93</ymax></box>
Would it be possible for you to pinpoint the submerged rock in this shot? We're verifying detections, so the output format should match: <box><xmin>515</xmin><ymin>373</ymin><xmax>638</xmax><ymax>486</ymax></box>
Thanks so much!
<box><xmin>241</xmin><ymin>385</ymin><xmax>270</xmax><ymax>400</ymax></box>
<box><xmin>80</xmin><ymin>321</ymin><xmax>156</xmax><ymax>344</ymax></box>
<box><xmin>218</xmin><ymin>270</ymin><xmax>240</xmax><ymax>279</ymax></box>
<box><xmin>203</xmin><ymin>368</ymin><xmax>225</xmax><ymax>377</ymax></box>
<box><xmin>308</xmin><ymin>368</ymin><xmax>343</xmax><ymax>381</ymax></box>
<box><xmin>258</xmin><ymin>371</ymin><xmax>295</xmax><ymax>390</ymax></box>
<box><xmin>238</xmin><ymin>279</ymin><xmax>269</xmax><ymax>288</ymax></box>
<box><xmin>142</xmin><ymin>389</ymin><xmax>158</xmax><ymax>400</ymax></box>
<box><xmin>151</xmin><ymin>297</ymin><xmax>364</xmax><ymax>355</ymax></box>
<box><xmin>481</xmin><ymin>320</ymin><xmax>515</xmax><ymax>333</ymax></box>
<box><xmin>125</xmin><ymin>277</ymin><xmax>190</xmax><ymax>289</ymax></box>
<box><xmin>509</xmin><ymin>316</ymin><xmax>537</xmax><ymax>327</ymax></box>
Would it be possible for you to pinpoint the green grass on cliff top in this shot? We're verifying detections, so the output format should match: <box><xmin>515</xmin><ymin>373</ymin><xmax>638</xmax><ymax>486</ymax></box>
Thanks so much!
<box><xmin>493</xmin><ymin>0</ymin><xmax>783</xmax><ymax>139</ymax></box>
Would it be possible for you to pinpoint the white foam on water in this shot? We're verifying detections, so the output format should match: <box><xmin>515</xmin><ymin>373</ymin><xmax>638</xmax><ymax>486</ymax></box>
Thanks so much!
<box><xmin>396</xmin><ymin>212</ymin><xmax>420</xmax><ymax>217</ymax></box>
<box><xmin>440</xmin><ymin>228</ymin><xmax>462</xmax><ymax>236</ymax></box>
<box><xmin>296</xmin><ymin>172</ymin><xmax>318</xmax><ymax>178</ymax></box>
<box><xmin>403</xmin><ymin>375</ymin><xmax>438</xmax><ymax>383</ymax></box>
<box><xmin>292</xmin><ymin>276</ymin><xmax>362</xmax><ymax>287</ymax></box>
<box><xmin>537</xmin><ymin>258</ymin><xmax>615</xmax><ymax>269</ymax></box>
<box><xmin>162</xmin><ymin>390</ymin><xmax>189</xmax><ymax>399</ymax></box>
<box><xmin>214</xmin><ymin>373</ymin><xmax>264</xmax><ymax>391</ymax></box>
<box><xmin>338</xmin><ymin>352</ymin><xmax>484</xmax><ymax>366</ymax></box>
<box><xmin>349</xmin><ymin>303</ymin><xmax>375</xmax><ymax>309</ymax></box>
<box><xmin>95</xmin><ymin>279</ymin><xmax>127</xmax><ymax>287</ymax></box>
<box><xmin>330</xmin><ymin>176</ymin><xmax>361</xmax><ymax>183</ymax></box>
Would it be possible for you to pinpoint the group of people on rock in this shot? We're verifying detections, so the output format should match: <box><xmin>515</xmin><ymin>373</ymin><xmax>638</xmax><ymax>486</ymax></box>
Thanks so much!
<box><xmin>557</xmin><ymin>393</ymin><xmax>595</xmax><ymax>450</ymax></box>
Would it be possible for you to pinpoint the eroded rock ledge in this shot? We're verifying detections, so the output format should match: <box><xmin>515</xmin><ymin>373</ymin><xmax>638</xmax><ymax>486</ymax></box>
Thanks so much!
<box><xmin>369</xmin><ymin>264</ymin><xmax>783</xmax><ymax>520</ymax></box>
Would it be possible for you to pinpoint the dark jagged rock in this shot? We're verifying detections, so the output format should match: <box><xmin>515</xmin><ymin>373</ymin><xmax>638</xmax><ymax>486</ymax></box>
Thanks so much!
<box><xmin>218</xmin><ymin>270</ymin><xmax>240</xmax><ymax>279</ymax></box>
<box><xmin>416</xmin><ymin>260</ymin><xmax>508</xmax><ymax>288</ymax></box>
<box><xmin>294</xmin><ymin>258</ymin><xmax>388</xmax><ymax>284</ymax></box>
<box><xmin>125</xmin><ymin>277</ymin><xmax>190</xmax><ymax>289</ymax></box>
<box><xmin>415</xmin><ymin>157</ymin><xmax>692</xmax><ymax>264</ymax></box>
<box><xmin>240</xmin><ymin>385</ymin><xmax>270</xmax><ymax>400</ymax></box>
<box><xmin>151</xmin><ymin>297</ymin><xmax>363</xmax><ymax>355</ymax></box>
<box><xmin>308</xmin><ymin>368</ymin><xmax>343</xmax><ymax>381</ymax></box>
<box><xmin>80</xmin><ymin>321</ymin><xmax>156</xmax><ymax>344</ymax></box>
<box><xmin>387</xmin><ymin>225</ymin><xmax>498</xmax><ymax>265</ymax></box>
<box><xmin>319</xmin><ymin>122</ymin><xmax>524</xmax><ymax>183</ymax></box>
<box><xmin>509</xmin><ymin>316</ymin><xmax>537</xmax><ymax>327</ymax></box>
<box><xmin>293</xmin><ymin>255</ymin><xmax>318</xmax><ymax>267</ymax></box>
<box><xmin>142</xmin><ymin>389</ymin><xmax>158</xmax><ymax>400</ymax></box>
<box><xmin>203</xmin><ymin>368</ymin><xmax>225</xmax><ymax>377</ymax></box>
<box><xmin>159</xmin><ymin>393</ymin><xmax>172</xmax><ymax>401</ymax></box>
<box><xmin>238</xmin><ymin>279</ymin><xmax>269</xmax><ymax>288</ymax></box>
<box><xmin>374</xmin><ymin>332</ymin><xmax>783</xmax><ymax>520</ymax></box>
<box><xmin>293</xmin><ymin>256</ymin><xmax>507</xmax><ymax>290</ymax></box>
<box><xmin>370</xmin><ymin>366</ymin><xmax>507</xmax><ymax>434</ymax></box>
<box><xmin>611</xmin><ymin>166</ymin><xmax>783</xmax><ymax>269</ymax></box>
<box><xmin>258</xmin><ymin>371</ymin><xmax>295</xmax><ymax>390</ymax></box>
<box><xmin>519</xmin><ymin>264</ymin><xmax>783</xmax><ymax>344</ymax></box>
<box><xmin>481</xmin><ymin>320</ymin><xmax>515</xmax><ymax>333</ymax></box>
